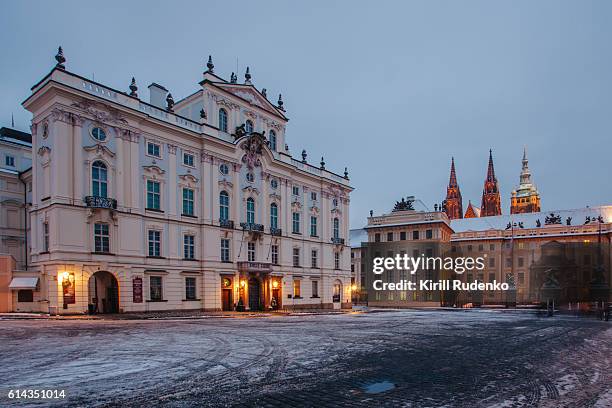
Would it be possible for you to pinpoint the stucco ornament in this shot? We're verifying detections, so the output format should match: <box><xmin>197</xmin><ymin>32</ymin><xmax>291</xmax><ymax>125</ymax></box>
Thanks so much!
<box><xmin>240</xmin><ymin>132</ymin><xmax>267</xmax><ymax>169</ymax></box>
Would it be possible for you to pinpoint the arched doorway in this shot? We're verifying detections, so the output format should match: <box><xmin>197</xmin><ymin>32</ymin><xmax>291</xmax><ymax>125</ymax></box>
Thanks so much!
<box><xmin>88</xmin><ymin>271</ymin><xmax>119</xmax><ymax>314</ymax></box>
<box><xmin>248</xmin><ymin>277</ymin><xmax>261</xmax><ymax>311</ymax></box>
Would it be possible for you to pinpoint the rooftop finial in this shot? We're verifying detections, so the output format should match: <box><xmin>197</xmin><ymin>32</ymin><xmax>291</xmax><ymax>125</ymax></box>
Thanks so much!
<box><xmin>206</xmin><ymin>55</ymin><xmax>214</xmax><ymax>73</ymax></box>
<box><xmin>320</xmin><ymin>156</ymin><xmax>325</xmax><ymax>170</ymax></box>
<box><xmin>301</xmin><ymin>149</ymin><xmax>307</xmax><ymax>163</ymax></box>
<box><xmin>344</xmin><ymin>167</ymin><xmax>349</xmax><ymax>180</ymax></box>
<box><xmin>129</xmin><ymin>77</ymin><xmax>138</xmax><ymax>97</ymax></box>
<box><xmin>166</xmin><ymin>93</ymin><xmax>174</xmax><ymax>112</ymax></box>
<box><xmin>277</xmin><ymin>94</ymin><xmax>285</xmax><ymax>111</ymax></box>
<box><xmin>55</xmin><ymin>46</ymin><xmax>66</xmax><ymax>69</ymax></box>
<box><xmin>230</xmin><ymin>72</ymin><xmax>237</xmax><ymax>83</ymax></box>
<box><xmin>200</xmin><ymin>108</ymin><xmax>207</xmax><ymax>121</ymax></box>
<box><xmin>244</xmin><ymin>66</ymin><xmax>251</xmax><ymax>84</ymax></box>
<box><xmin>261</xmin><ymin>88</ymin><xmax>267</xmax><ymax>98</ymax></box>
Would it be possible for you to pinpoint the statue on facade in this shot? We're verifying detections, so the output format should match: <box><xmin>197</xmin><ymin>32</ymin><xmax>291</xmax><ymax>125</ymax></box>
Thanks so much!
<box><xmin>392</xmin><ymin>197</ymin><xmax>415</xmax><ymax>212</ymax></box>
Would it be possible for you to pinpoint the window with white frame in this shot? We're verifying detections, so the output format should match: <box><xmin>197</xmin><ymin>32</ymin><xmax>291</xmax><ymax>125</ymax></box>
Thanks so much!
<box><xmin>147</xmin><ymin>141</ymin><xmax>161</xmax><ymax>158</ymax></box>
<box><xmin>147</xmin><ymin>180</ymin><xmax>161</xmax><ymax>210</ymax></box>
<box><xmin>270</xmin><ymin>203</ymin><xmax>278</xmax><ymax>230</ymax></box>
<box><xmin>150</xmin><ymin>276</ymin><xmax>163</xmax><ymax>301</ymax></box>
<box><xmin>246</xmin><ymin>198</ymin><xmax>255</xmax><ymax>224</ymax></box>
<box><xmin>292</xmin><ymin>185</ymin><xmax>300</xmax><ymax>196</ymax></box>
<box><xmin>245</xmin><ymin>120</ymin><xmax>254</xmax><ymax>133</ymax></box>
<box><xmin>310</xmin><ymin>216</ymin><xmax>318</xmax><ymax>237</ymax></box>
<box><xmin>148</xmin><ymin>230</ymin><xmax>161</xmax><ymax>257</ymax></box>
<box><xmin>219</xmin><ymin>191</ymin><xmax>229</xmax><ymax>220</ymax></box>
<box><xmin>183</xmin><ymin>152</ymin><xmax>194</xmax><ymax>167</ymax></box>
<box><xmin>5</xmin><ymin>155</ymin><xmax>15</xmax><ymax>167</ymax></box>
<box><xmin>334</xmin><ymin>252</ymin><xmax>340</xmax><ymax>270</ymax></box>
<box><xmin>271</xmin><ymin>245</ymin><xmax>278</xmax><ymax>265</ymax></box>
<box><xmin>269</xmin><ymin>130</ymin><xmax>277</xmax><ymax>151</ymax></box>
<box><xmin>292</xmin><ymin>212</ymin><xmax>300</xmax><ymax>234</ymax></box>
<box><xmin>310</xmin><ymin>192</ymin><xmax>317</xmax><ymax>201</ymax></box>
<box><xmin>221</xmin><ymin>238</ymin><xmax>230</xmax><ymax>262</ymax></box>
<box><xmin>292</xmin><ymin>248</ymin><xmax>300</xmax><ymax>267</ymax></box>
<box><xmin>184</xmin><ymin>234</ymin><xmax>195</xmax><ymax>260</ymax></box>
<box><xmin>218</xmin><ymin>108</ymin><xmax>228</xmax><ymax>132</ymax></box>
<box><xmin>182</xmin><ymin>188</ymin><xmax>194</xmax><ymax>216</ymax></box>
<box><xmin>248</xmin><ymin>242</ymin><xmax>256</xmax><ymax>262</ymax></box>
<box><xmin>94</xmin><ymin>223</ymin><xmax>109</xmax><ymax>253</ymax></box>
<box><xmin>293</xmin><ymin>279</ymin><xmax>301</xmax><ymax>297</ymax></box>
<box><xmin>92</xmin><ymin>161</ymin><xmax>108</xmax><ymax>198</ymax></box>
<box><xmin>43</xmin><ymin>222</ymin><xmax>49</xmax><ymax>252</ymax></box>
<box><xmin>333</xmin><ymin>218</ymin><xmax>340</xmax><ymax>239</ymax></box>
<box><xmin>185</xmin><ymin>277</ymin><xmax>197</xmax><ymax>300</ymax></box>
<box><xmin>311</xmin><ymin>280</ymin><xmax>319</xmax><ymax>297</ymax></box>
<box><xmin>311</xmin><ymin>249</ymin><xmax>318</xmax><ymax>268</ymax></box>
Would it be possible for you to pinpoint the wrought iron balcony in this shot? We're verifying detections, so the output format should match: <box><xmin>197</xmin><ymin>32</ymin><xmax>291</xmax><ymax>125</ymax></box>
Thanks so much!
<box><xmin>331</xmin><ymin>237</ymin><xmax>345</xmax><ymax>245</ymax></box>
<box><xmin>84</xmin><ymin>196</ymin><xmax>117</xmax><ymax>210</ymax></box>
<box><xmin>219</xmin><ymin>219</ymin><xmax>234</xmax><ymax>229</ymax></box>
<box><xmin>240</xmin><ymin>222</ymin><xmax>264</xmax><ymax>232</ymax></box>
<box><xmin>237</xmin><ymin>261</ymin><xmax>272</xmax><ymax>272</ymax></box>
<box><xmin>270</xmin><ymin>227</ymin><xmax>282</xmax><ymax>237</ymax></box>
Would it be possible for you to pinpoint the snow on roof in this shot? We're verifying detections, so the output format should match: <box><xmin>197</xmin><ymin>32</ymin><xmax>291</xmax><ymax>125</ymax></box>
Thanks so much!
<box><xmin>451</xmin><ymin>206</ymin><xmax>612</xmax><ymax>233</ymax></box>
<box><xmin>350</xmin><ymin>228</ymin><xmax>368</xmax><ymax>248</ymax></box>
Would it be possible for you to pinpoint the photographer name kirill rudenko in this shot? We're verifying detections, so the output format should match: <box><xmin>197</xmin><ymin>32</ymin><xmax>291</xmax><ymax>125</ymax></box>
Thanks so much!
<box><xmin>371</xmin><ymin>253</ymin><xmax>511</xmax><ymax>292</ymax></box>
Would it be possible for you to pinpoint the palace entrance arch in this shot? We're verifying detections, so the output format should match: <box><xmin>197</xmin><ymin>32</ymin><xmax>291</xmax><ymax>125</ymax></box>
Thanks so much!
<box><xmin>88</xmin><ymin>271</ymin><xmax>119</xmax><ymax>314</ymax></box>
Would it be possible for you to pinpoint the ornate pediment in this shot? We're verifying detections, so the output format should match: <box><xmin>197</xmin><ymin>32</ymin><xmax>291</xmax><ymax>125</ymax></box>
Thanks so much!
<box><xmin>71</xmin><ymin>99</ymin><xmax>128</xmax><ymax>125</ymax></box>
<box><xmin>242</xmin><ymin>185</ymin><xmax>260</xmax><ymax>195</ymax></box>
<box><xmin>179</xmin><ymin>173</ymin><xmax>198</xmax><ymax>184</ymax></box>
<box><xmin>310</xmin><ymin>205</ymin><xmax>320</xmax><ymax>215</ymax></box>
<box><xmin>218</xmin><ymin>180</ymin><xmax>233</xmax><ymax>189</ymax></box>
<box><xmin>84</xmin><ymin>144</ymin><xmax>115</xmax><ymax>158</ymax></box>
<box><xmin>143</xmin><ymin>165</ymin><xmax>165</xmax><ymax>176</ymax></box>
<box><xmin>269</xmin><ymin>192</ymin><xmax>282</xmax><ymax>202</ymax></box>
<box><xmin>214</xmin><ymin>84</ymin><xmax>282</xmax><ymax>117</ymax></box>
<box><xmin>291</xmin><ymin>201</ymin><xmax>302</xmax><ymax>211</ymax></box>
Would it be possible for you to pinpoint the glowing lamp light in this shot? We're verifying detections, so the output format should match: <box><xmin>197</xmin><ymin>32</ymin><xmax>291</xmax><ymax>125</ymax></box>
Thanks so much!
<box><xmin>351</xmin><ymin>284</ymin><xmax>357</xmax><ymax>291</ymax></box>
<box><xmin>60</xmin><ymin>271</ymin><xmax>70</xmax><ymax>283</ymax></box>
<box><xmin>240</xmin><ymin>280</ymin><xmax>246</xmax><ymax>288</ymax></box>
<box><xmin>272</xmin><ymin>280</ymin><xmax>279</xmax><ymax>289</ymax></box>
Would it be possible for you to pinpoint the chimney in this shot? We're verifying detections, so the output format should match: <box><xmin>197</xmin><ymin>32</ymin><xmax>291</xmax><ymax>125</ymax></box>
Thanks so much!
<box><xmin>148</xmin><ymin>83</ymin><xmax>168</xmax><ymax>109</ymax></box>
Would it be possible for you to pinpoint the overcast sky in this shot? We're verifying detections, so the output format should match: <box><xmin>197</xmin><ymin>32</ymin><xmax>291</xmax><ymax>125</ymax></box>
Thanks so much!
<box><xmin>2</xmin><ymin>1</ymin><xmax>611</xmax><ymax>228</ymax></box>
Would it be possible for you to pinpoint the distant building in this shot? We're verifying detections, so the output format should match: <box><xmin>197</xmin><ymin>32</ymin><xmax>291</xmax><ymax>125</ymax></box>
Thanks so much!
<box><xmin>443</xmin><ymin>157</ymin><xmax>463</xmax><ymax>220</ymax></box>
<box><xmin>464</xmin><ymin>200</ymin><xmax>480</xmax><ymax>218</ymax></box>
<box><xmin>480</xmin><ymin>150</ymin><xmax>502</xmax><ymax>217</ymax></box>
<box><xmin>510</xmin><ymin>147</ymin><xmax>541</xmax><ymax>214</ymax></box>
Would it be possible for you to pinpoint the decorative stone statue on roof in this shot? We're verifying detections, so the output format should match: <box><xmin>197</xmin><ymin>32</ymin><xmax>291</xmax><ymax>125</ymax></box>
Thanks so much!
<box><xmin>392</xmin><ymin>197</ymin><xmax>415</xmax><ymax>212</ymax></box>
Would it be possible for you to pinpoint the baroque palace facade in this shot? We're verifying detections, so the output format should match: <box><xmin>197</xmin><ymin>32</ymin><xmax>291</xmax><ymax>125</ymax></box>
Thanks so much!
<box><xmin>7</xmin><ymin>48</ymin><xmax>352</xmax><ymax>314</ymax></box>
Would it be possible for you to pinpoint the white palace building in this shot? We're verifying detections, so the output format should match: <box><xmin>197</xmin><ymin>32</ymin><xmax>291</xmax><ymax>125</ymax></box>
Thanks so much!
<box><xmin>13</xmin><ymin>48</ymin><xmax>352</xmax><ymax>314</ymax></box>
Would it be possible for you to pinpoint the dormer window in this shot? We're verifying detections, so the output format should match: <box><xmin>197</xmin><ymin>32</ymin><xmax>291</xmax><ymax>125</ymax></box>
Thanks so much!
<box><xmin>245</xmin><ymin>120</ymin><xmax>254</xmax><ymax>133</ymax></box>
<box><xmin>147</xmin><ymin>142</ymin><xmax>161</xmax><ymax>158</ymax></box>
<box><xmin>219</xmin><ymin>108</ymin><xmax>228</xmax><ymax>132</ymax></box>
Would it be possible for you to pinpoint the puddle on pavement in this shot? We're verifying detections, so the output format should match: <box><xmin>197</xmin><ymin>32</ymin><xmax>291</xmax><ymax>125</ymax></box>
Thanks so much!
<box><xmin>362</xmin><ymin>380</ymin><xmax>396</xmax><ymax>394</ymax></box>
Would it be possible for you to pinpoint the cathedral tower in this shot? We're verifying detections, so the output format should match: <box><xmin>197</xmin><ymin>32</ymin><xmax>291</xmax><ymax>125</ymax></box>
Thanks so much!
<box><xmin>480</xmin><ymin>150</ymin><xmax>502</xmax><ymax>217</ymax></box>
<box><xmin>510</xmin><ymin>147</ymin><xmax>540</xmax><ymax>214</ymax></box>
<box><xmin>444</xmin><ymin>157</ymin><xmax>463</xmax><ymax>219</ymax></box>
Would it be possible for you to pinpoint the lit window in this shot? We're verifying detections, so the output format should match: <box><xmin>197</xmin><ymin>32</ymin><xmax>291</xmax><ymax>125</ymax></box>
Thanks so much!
<box><xmin>269</xmin><ymin>130</ymin><xmax>277</xmax><ymax>151</ymax></box>
<box><xmin>147</xmin><ymin>142</ymin><xmax>161</xmax><ymax>158</ymax></box>
<box><xmin>183</xmin><ymin>152</ymin><xmax>194</xmax><ymax>167</ymax></box>
<box><xmin>147</xmin><ymin>180</ymin><xmax>161</xmax><ymax>210</ymax></box>
<box><xmin>219</xmin><ymin>108</ymin><xmax>228</xmax><ymax>132</ymax></box>
<box><xmin>91</xmin><ymin>127</ymin><xmax>106</xmax><ymax>141</ymax></box>
<box><xmin>246</xmin><ymin>198</ymin><xmax>255</xmax><ymax>224</ymax></box>
<box><xmin>184</xmin><ymin>235</ymin><xmax>195</xmax><ymax>260</ymax></box>
<box><xmin>182</xmin><ymin>188</ymin><xmax>194</xmax><ymax>216</ymax></box>
<box><xmin>219</xmin><ymin>191</ymin><xmax>229</xmax><ymax>221</ymax></box>
<box><xmin>148</xmin><ymin>230</ymin><xmax>161</xmax><ymax>257</ymax></box>
<box><xmin>92</xmin><ymin>161</ymin><xmax>108</xmax><ymax>198</ymax></box>
<box><xmin>292</xmin><ymin>212</ymin><xmax>300</xmax><ymax>234</ymax></box>
<box><xmin>293</xmin><ymin>279</ymin><xmax>301</xmax><ymax>297</ymax></box>
<box><xmin>185</xmin><ymin>277</ymin><xmax>196</xmax><ymax>300</ymax></box>
<box><xmin>94</xmin><ymin>223</ymin><xmax>110</xmax><ymax>253</ymax></box>
<box><xmin>245</xmin><ymin>120</ymin><xmax>253</xmax><ymax>133</ymax></box>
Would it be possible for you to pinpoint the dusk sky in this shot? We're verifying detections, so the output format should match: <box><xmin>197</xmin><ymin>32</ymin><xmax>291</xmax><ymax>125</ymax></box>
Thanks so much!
<box><xmin>2</xmin><ymin>1</ymin><xmax>611</xmax><ymax>228</ymax></box>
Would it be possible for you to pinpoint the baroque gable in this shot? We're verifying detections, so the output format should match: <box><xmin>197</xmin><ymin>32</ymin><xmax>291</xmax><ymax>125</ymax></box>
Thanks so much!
<box><xmin>213</xmin><ymin>84</ymin><xmax>282</xmax><ymax>117</ymax></box>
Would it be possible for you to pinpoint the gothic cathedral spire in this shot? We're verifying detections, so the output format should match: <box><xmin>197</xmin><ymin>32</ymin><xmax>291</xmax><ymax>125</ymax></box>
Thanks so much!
<box><xmin>444</xmin><ymin>157</ymin><xmax>463</xmax><ymax>219</ymax></box>
<box><xmin>480</xmin><ymin>149</ymin><xmax>502</xmax><ymax>217</ymax></box>
<box><xmin>510</xmin><ymin>146</ymin><xmax>540</xmax><ymax>214</ymax></box>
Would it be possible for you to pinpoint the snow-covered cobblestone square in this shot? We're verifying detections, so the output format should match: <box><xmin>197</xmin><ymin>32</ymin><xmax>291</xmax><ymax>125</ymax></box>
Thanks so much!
<box><xmin>0</xmin><ymin>310</ymin><xmax>610</xmax><ymax>407</ymax></box>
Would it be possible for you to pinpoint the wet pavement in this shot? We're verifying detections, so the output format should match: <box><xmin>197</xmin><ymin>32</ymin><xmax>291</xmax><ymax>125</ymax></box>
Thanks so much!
<box><xmin>0</xmin><ymin>310</ymin><xmax>610</xmax><ymax>407</ymax></box>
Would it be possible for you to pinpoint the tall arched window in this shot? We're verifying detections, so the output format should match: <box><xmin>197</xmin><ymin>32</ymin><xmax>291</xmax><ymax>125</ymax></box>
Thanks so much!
<box><xmin>219</xmin><ymin>191</ymin><xmax>229</xmax><ymax>220</ymax></box>
<box><xmin>218</xmin><ymin>108</ymin><xmax>228</xmax><ymax>132</ymax></box>
<box><xmin>269</xmin><ymin>130</ymin><xmax>277</xmax><ymax>151</ymax></box>
<box><xmin>333</xmin><ymin>217</ymin><xmax>340</xmax><ymax>239</ymax></box>
<box><xmin>245</xmin><ymin>120</ymin><xmax>253</xmax><ymax>133</ymax></box>
<box><xmin>270</xmin><ymin>203</ymin><xmax>278</xmax><ymax>229</ymax></box>
<box><xmin>92</xmin><ymin>161</ymin><xmax>108</xmax><ymax>198</ymax></box>
<box><xmin>246</xmin><ymin>197</ymin><xmax>255</xmax><ymax>224</ymax></box>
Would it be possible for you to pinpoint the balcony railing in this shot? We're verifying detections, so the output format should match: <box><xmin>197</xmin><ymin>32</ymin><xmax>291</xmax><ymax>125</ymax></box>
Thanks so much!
<box><xmin>270</xmin><ymin>227</ymin><xmax>282</xmax><ymax>236</ymax></box>
<box><xmin>219</xmin><ymin>219</ymin><xmax>234</xmax><ymax>229</ymax></box>
<box><xmin>237</xmin><ymin>261</ymin><xmax>272</xmax><ymax>272</ymax></box>
<box><xmin>240</xmin><ymin>222</ymin><xmax>264</xmax><ymax>232</ymax></box>
<box><xmin>331</xmin><ymin>237</ymin><xmax>345</xmax><ymax>245</ymax></box>
<box><xmin>84</xmin><ymin>196</ymin><xmax>117</xmax><ymax>209</ymax></box>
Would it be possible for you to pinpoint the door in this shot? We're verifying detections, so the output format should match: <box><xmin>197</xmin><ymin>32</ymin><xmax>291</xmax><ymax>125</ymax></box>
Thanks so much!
<box><xmin>248</xmin><ymin>278</ymin><xmax>261</xmax><ymax>311</ymax></box>
<box><xmin>272</xmin><ymin>288</ymin><xmax>280</xmax><ymax>310</ymax></box>
<box><xmin>222</xmin><ymin>289</ymin><xmax>232</xmax><ymax>311</ymax></box>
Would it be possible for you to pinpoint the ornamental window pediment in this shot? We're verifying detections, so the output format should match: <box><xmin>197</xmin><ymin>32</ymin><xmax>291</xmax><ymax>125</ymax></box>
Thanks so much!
<box><xmin>269</xmin><ymin>192</ymin><xmax>282</xmax><ymax>202</ymax></box>
<box><xmin>218</xmin><ymin>179</ymin><xmax>233</xmax><ymax>189</ymax></box>
<box><xmin>143</xmin><ymin>165</ymin><xmax>165</xmax><ymax>178</ymax></box>
<box><xmin>242</xmin><ymin>185</ymin><xmax>260</xmax><ymax>196</ymax></box>
<box><xmin>84</xmin><ymin>143</ymin><xmax>115</xmax><ymax>159</ymax></box>
<box><xmin>178</xmin><ymin>173</ymin><xmax>198</xmax><ymax>187</ymax></box>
